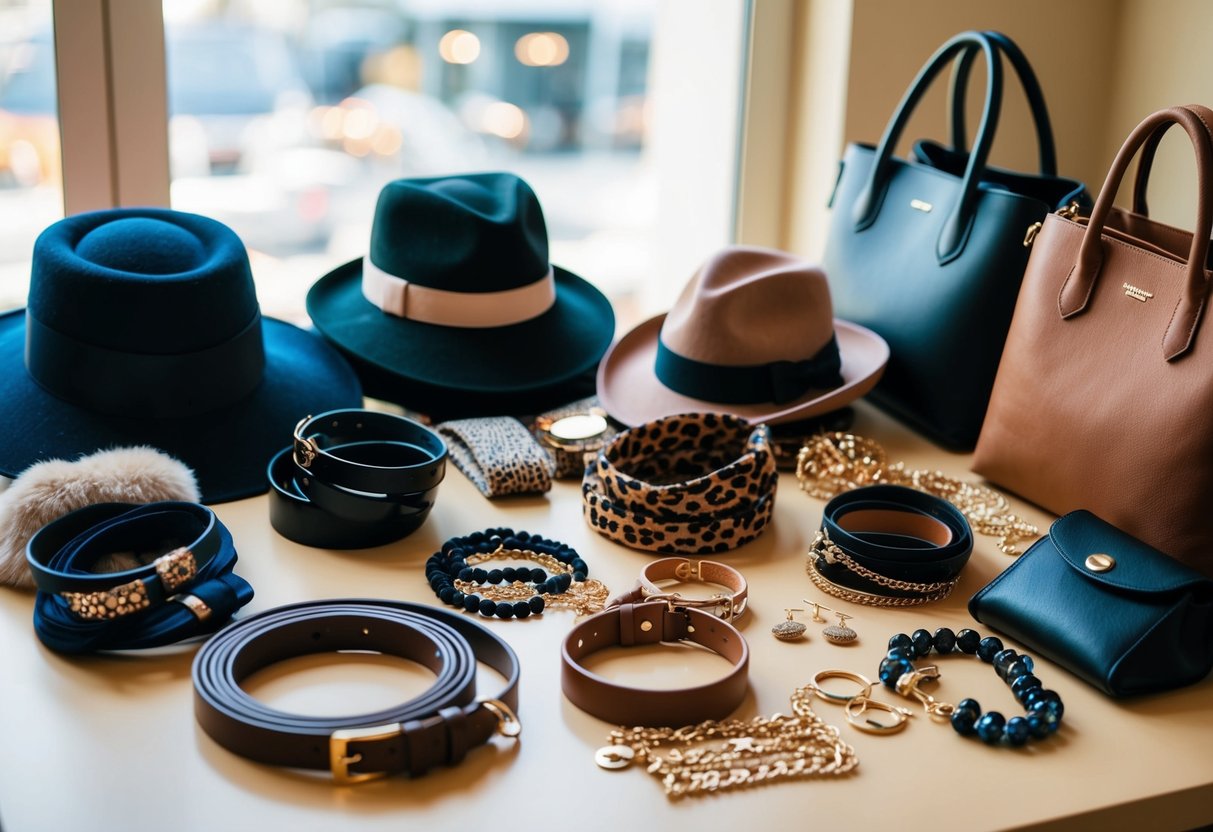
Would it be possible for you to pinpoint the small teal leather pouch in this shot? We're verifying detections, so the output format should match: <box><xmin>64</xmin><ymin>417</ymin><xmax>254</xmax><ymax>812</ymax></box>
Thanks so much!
<box><xmin>969</xmin><ymin>510</ymin><xmax>1213</xmax><ymax>697</ymax></box>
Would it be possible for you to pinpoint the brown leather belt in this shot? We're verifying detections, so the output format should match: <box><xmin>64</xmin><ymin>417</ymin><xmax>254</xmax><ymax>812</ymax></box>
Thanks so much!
<box><xmin>192</xmin><ymin>599</ymin><xmax>520</xmax><ymax>784</ymax></box>
<box><xmin>561</xmin><ymin>600</ymin><xmax>749</xmax><ymax>727</ymax></box>
<box><xmin>608</xmin><ymin>558</ymin><xmax>749</xmax><ymax>619</ymax></box>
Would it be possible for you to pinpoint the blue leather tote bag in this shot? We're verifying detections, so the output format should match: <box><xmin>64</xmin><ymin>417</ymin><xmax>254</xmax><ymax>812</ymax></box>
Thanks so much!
<box><xmin>823</xmin><ymin>31</ymin><xmax>1088</xmax><ymax>449</ymax></box>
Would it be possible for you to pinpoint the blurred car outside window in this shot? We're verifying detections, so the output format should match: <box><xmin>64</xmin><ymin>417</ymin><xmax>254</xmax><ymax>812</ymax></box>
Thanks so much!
<box><xmin>0</xmin><ymin>0</ymin><xmax>60</xmax><ymax>313</ymax></box>
<box><xmin>164</xmin><ymin>0</ymin><xmax>657</xmax><ymax>331</ymax></box>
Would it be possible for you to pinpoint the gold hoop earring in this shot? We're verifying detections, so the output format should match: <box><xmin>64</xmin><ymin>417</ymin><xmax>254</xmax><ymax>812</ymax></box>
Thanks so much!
<box><xmin>804</xmin><ymin>669</ymin><xmax>872</xmax><ymax>704</ymax></box>
<box><xmin>845</xmin><ymin>696</ymin><xmax>913</xmax><ymax>735</ymax></box>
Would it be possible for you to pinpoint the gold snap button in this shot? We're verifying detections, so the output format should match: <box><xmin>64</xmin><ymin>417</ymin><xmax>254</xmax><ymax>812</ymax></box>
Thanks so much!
<box><xmin>640</xmin><ymin>620</ymin><xmax>653</xmax><ymax>632</ymax></box>
<box><xmin>595</xmin><ymin>745</ymin><xmax>635</xmax><ymax>770</ymax></box>
<box><xmin>1085</xmin><ymin>553</ymin><xmax>1115</xmax><ymax>572</ymax></box>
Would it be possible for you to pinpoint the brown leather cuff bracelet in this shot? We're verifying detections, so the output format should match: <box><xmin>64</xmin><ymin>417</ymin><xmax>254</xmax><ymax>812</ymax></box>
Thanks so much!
<box><xmin>561</xmin><ymin>600</ymin><xmax>749</xmax><ymax>727</ymax></box>
<box><xmin>609</xmin><ymin>558</ymin><xmax>749</xmax><ymax>619</ymax></box>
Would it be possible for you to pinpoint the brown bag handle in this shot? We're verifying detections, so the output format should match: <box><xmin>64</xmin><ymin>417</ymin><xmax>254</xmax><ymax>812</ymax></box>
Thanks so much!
<box><xmin>1129</xmin><ymin>107</ymin><xmax>1213</xmax><ymax>216</ymax></box>
<box><xmin>1060</xmin><ymin>105</ymin><xmax>1213</xmax><ymax>360</ymax></box>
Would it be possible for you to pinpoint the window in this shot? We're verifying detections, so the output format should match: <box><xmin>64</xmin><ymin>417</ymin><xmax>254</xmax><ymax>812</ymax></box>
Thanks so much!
<box><xmin>164</xmin><ymin>1</ymin><xmax>662</xmax><ymax>328</ymax></box>
<box><xmin>0</xmin><ymin>0</ymin><xmax>751</xmax><ymax>329</ymax></box>
<box><xmin>0</xmin><ymin>0</ymin><xmax>59</xmax><ymax>312</ymax></box>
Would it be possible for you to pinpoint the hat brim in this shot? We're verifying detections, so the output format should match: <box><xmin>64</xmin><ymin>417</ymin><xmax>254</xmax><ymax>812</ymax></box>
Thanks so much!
<box><xmin>597</xmin><ymin>314</ymin><xmax>889</xmax><ymax>426</ymax></box>
<box><xmin>306</xmin><ymin>258</ymin><xmax>615</xmax><ymax>398</ymax></box>
<box><xmin>0</xmin><ymin>309</ymin><xmax>362</xmax><ymax>503</ymax></box>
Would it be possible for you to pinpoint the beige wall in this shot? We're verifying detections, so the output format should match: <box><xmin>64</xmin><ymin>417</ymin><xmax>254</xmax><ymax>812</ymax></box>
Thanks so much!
<box><xmin>779</xmin><ymin>0</ymin><xmax>1212</xmax><ymax>259</ymax></box>
<box><xmin>1103</xmin><ymin>0</ymin><xmax>1212</xmax><ymax>230</ymax></box>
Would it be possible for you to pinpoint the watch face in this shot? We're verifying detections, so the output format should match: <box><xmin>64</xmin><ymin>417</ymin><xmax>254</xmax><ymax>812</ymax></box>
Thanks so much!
<box><xmin>548</xmin><ymin>413</ymin><xmax>609</xmax><ymax>444</ymax></box>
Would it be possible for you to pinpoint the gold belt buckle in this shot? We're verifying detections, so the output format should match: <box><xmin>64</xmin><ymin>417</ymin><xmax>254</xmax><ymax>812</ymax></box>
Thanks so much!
<box><xmin>329</xmin><ymin>723</ymin><xmax>402</xmax><ymax>785</ymax></box>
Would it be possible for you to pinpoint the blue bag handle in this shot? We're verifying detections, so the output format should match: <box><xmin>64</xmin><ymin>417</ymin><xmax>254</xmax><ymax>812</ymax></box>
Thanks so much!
<box><xmin>851</xmin><ymin>31</ymin><xmax>1003</xmax><ymax>265</ymax></box>
<box><xmin>948</xmin><ymin>30</ymin><xmax>1057</xmax><ymax>177</ymax></box>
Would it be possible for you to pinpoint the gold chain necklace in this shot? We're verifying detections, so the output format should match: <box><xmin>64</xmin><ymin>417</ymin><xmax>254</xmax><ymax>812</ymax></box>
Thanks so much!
<box><xmin>595</xmin><ymin>686</ymin><xmax>858</xmax><ymax>797</ymax></box>
<box><xmin>795</xmin><ymin>432</ymin><xmax>1039</xmax><ymax>555</ymax></box>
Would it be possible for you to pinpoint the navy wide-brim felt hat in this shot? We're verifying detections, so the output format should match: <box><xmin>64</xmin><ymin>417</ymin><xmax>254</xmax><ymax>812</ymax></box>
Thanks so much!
<box><xmin>307</xmin><ymin>173</ymin><xmax>614</xmax><ymax>416</ymax></box>
<box><xmin>0</xmin><ymin>208</ymin><xmax>362</xmax><ymax>503</ymax></box>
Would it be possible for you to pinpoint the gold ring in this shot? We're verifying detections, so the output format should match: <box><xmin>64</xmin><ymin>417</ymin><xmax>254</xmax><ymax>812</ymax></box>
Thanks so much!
<box><xmin>845</xmin><ymin>695</ymin><xmax>911</xmax><ymax>735</ymax></box>
<box><xmin>808</xmin><ymin>669</ymin><xmax>873</xmax><ymax>704</ymax></box>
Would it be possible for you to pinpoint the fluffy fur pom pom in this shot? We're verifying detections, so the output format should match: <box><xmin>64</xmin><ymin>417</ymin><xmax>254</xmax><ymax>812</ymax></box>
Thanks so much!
<box><xmin>0</xmin><ymin>446</ymin><xmax>199</xmax><ymax>589</ymax></box>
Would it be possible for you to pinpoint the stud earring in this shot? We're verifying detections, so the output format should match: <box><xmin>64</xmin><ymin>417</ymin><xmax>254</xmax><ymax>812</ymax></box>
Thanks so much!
<box><xmin>771</xmin><ymin>608</ymin><xmax>807</xmax><ymax>641</ymax></box>
<box><xmin>823</xmin><ymin>611</ymin><xmax>858</xmax><ymax>645</ymax></box>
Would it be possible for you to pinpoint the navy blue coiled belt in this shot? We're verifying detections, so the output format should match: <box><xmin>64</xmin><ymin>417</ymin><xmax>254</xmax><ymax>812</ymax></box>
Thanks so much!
<box><xmin>26</xmin><ymin>501</ymin><xmax>253</xmax><ymax>653</ymax></box>
<box><xmin>806</xmin><ymin>485</ymin><xmax>973</xmax><ymax>606</ymax></box>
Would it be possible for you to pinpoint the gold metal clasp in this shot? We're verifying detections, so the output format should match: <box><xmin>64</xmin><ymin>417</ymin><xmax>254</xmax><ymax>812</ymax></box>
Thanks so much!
<box><xmin>1026</xmin><ymin>201</ymin><xmax>1081</xmax><ymax>248</ymax></box>
<box><xmin>292</xmin><ymin>415</ymin><xmax>319</xmax><ymax>468</ymax></box>
<box><xmin>893</xmin><ymin>666</ymin><xmax>955</xmax><ymax>719</ymax></box>
<box><xmin>644</xmin><ymin>591</ymin><xmax>732</xmax><ymax>619</ymax></box>
<box><xmin>480</xmin><ymin>699</ymin><xmax>523</xmax><ymax>739</ymax></box>
<box><xmin>329</xmin><ymin>723</ymin><xmax>402</xmax><ymax>785</ymax></box>
<box><xmin>673</xmin><ymin>560</ymin><xmax>703</xmax><ymax>581</ymax></box>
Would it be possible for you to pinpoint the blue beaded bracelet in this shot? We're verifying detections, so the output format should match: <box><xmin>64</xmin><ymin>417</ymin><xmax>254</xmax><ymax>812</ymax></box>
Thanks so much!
<box><xmin>425</xmin><ymin>528</ymin><xmax>607</xmax><ymax>620</ymax></box>
<box><xmin>879</xmin><ymin>627</ymin><xmax>1064</xmax><ymax>747</ymax></box>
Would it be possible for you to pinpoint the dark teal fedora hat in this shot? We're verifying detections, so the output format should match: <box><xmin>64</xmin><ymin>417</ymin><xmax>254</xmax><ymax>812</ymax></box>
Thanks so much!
<box><xmin>0</xmin><ymin>208</ymin><xmax>362</xmax><ymax>503</ymax></box>
<box><xmin>306</xmin><ymin>172</ymin><xmax>614</xmax><ymax>416</ymax></box>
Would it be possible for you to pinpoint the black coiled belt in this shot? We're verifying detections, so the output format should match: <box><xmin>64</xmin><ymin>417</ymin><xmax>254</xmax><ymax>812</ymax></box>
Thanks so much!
<box><xmin>268</xmin><ymin>409</ymin><xmax>448</xmax><ymax>548</ymax></box>
<box><xmin>192</xmin><ymin>599</ymin><xmax>521</xmax><ymax>783</ymax></box>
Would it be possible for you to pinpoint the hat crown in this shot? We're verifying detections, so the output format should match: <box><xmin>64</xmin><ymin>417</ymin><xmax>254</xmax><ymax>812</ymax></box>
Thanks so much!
<box><xmin>661</xmin><ymin>246</ymin><xmax>835</xmax><ymax>365</ymax></box>
<box><xmin>28</xmin><ymin>209</ymin><xmax>259</xmax><ymax>354</ymax></box>
<box><xmin>368</xmin><ymin>173</ymin><xmax>550</xmax><ymax>292</ymax></box>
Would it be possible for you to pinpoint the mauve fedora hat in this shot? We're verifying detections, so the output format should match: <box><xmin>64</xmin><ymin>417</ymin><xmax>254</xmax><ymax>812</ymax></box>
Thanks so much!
<box><xmin>598</xmin><ymin>245</ymin><xmax>889</xmax><ymax>426</ymax></box>
<box><xmin>306</xmin><ymin>172</ymin><xmax>614</xmax><ymax>418</ymax></box>
<box><xmin>0</xmin><ymin>208</ymin><xmax>362</xmax><ymax>503</ymax></box>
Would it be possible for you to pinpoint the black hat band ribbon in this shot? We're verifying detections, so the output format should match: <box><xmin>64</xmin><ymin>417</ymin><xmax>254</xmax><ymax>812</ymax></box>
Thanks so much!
<box><xmin>654</xmin><ymin>334</ymin><xmax>843</xmax><ymax>405</ymax></box>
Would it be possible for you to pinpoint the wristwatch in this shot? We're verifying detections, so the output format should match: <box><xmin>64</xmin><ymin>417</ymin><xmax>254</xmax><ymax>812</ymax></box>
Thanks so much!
<box><xmin>533</xmin><ymin>399</ymin><xmax>615</xmax><ymax>479</ymax></box>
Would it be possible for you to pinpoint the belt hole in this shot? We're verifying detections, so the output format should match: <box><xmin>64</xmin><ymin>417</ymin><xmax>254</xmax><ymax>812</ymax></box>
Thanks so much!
<box><xmin>577</xmin><ymin>639</ymin><xmax>583</xmax><ymax>648</ymax></box>
<box><xmin>311</xmin><ymin>632</ymin><xmax>321</xmax><ymax>640</ymax></box>
<box><xmin>361</xmin><ymin>628</ymin><xmax>370</xmax><ymax>636</ymax></box>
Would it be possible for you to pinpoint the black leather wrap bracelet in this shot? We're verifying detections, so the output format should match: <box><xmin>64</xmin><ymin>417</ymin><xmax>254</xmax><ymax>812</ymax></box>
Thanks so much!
<box><xmin>293</xmin><ymin>409</ymin><xmax>447</xmax><ymax>494</ymax></box>
<box><xmin>806</xmin><ymin>485</ymin><xmax>973</xmax><ymax>606</ymax></box>
<box><xmin>269</xmin><ymin>409</ymin><xmax>447</xmax><ymax>548</ymax></box>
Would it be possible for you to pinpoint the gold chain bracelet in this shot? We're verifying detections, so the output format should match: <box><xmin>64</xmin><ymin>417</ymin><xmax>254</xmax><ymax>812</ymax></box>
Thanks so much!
<box><xmin>805</xmin><ymin>555</ymin><xmax>956</xmax><ymax>607</ymax></box>
<box><xmin>595</xmin><ymin>685</ymin><xmax>857</xmax><ymax>797</ymax></box>
<box><xmin>456</xmin><ymin>546</ymin><xmax>609</xmax><ymax>616</ymax></box>
<box><xmin>810</xmin><ymin>529</ymin><xmax>957</xmax><ymax>594</ymax></box>
<box><xmin>795</xmin><ymin>432</ymin><xmax>1039</xmax><ymax>555</ymax></box>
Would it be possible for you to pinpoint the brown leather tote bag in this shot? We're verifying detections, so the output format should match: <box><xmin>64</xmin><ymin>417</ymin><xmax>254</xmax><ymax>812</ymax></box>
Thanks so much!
<box><xmin>973</xmin><ymin>105</ymin><xmax>1213</xmax><ymax>575</ymax></box>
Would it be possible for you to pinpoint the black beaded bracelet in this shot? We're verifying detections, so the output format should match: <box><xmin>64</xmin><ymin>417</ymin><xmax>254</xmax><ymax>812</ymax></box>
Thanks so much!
<box><xmin>878</xmin><ymin>627</ymin><xmax>1064</xmax><ymax>747</ymax></box>
<box><xmin>425</xmin><ymin>528</ymin><xmax>607</xmax><ymax>620</ymax></box>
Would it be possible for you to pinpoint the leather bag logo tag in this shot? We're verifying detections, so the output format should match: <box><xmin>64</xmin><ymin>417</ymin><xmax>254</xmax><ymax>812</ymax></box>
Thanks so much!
<box><xmin>1122</xmin><ymin>282</ymin><xmax>1154</xmax><ymax>302</ymax></box>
